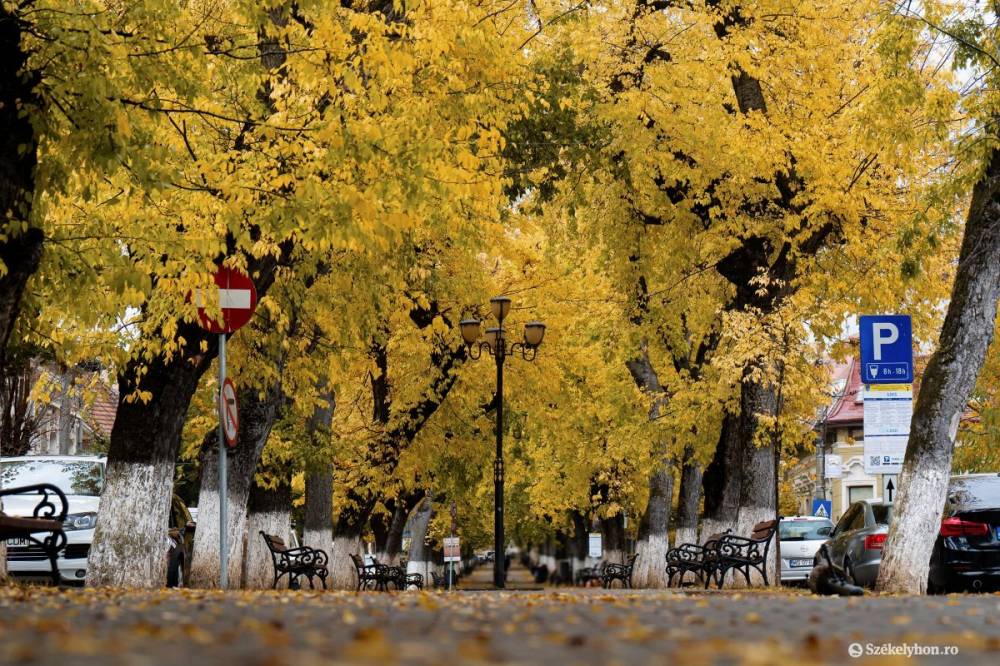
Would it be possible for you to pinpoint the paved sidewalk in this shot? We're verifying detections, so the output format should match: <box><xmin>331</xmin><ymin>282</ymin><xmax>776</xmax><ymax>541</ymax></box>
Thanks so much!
<box><xmin>1</xmin><ymin>586</ymin><xmax>998</xmax><ymax>664</ymax></box>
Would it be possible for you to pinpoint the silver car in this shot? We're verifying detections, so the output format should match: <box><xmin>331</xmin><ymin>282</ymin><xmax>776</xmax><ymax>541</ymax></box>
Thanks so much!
<box><xmin>780</xmin><ymin>516</ymin><xmax>833</xmax><ymax>583</ymax></box>
<box><xmin>818</xmin><ymin>499</ymin><xmax>892</xmax><ymax>587</ymax></box>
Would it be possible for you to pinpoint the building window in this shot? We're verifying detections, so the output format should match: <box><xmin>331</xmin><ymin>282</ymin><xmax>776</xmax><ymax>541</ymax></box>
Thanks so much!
<box><xmin>849</xmin><ymin>428</ymin><xmax>864</xmax><ymax>443</ymax></box>
<box><xmin>848</xmin><ymin>485</ymin><xmax>874</xmax><ymax>504</ymax></box>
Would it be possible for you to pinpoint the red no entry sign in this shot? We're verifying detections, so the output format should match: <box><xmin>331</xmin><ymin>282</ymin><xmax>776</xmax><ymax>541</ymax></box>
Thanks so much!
<box><xmin>219</xmin><ymin>378</ymin><xmax>239</xmax><ymax>448</ymax></box>
<box><xmin>194</xmin><ymin>267</ymin><xmax>258</xmax><ymax>334</ymax></box>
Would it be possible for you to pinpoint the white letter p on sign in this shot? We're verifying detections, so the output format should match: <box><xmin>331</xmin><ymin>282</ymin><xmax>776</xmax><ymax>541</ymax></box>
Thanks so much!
<box><xmin>872</xmin><ymin>323</ymin><xmax>899</xmax><ymax>360</ymax></box>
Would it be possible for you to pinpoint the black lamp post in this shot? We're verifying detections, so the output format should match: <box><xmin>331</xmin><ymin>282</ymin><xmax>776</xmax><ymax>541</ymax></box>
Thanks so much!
<box><xmin>460</xmin><ymin>297</ymin><xmax>546</xmax><ymax>589</ymax></box>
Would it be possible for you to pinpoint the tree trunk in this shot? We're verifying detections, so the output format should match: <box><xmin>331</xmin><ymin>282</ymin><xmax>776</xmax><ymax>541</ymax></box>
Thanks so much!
<box><xmin>877</xmin><ymin>147</ymin><xmax>1000</xmax><ymax>594</ymax></box>
<box><xmin>0</xmin><ymin>7</ymin><xmax>42</xmax><ymax>374</ymax></box>
<box><xmin>327</xmin><ymin>494</ymin><xmax>371</xmax><ymax>590</ymax></box>
<box><xmin>600</xmin><ymin>511</ymin><xmax>626</xmax><ymax>565</ymax></box>
<box><xmin>87</xmin><ymin>340</ymin><xmax>216</xmax><ymax>587</ymax></box>
<box><xmin>302</xmin><ymin>386</ymin><xmax>335</xmax><ymax>556</ymax></box>
<box><xmin>625</xmin><ymin>349</ymin><xmax>672</xmax><ymax>587</ymax></box>
<box><xmin>188</xmin><ymin>382</ymin><xmax>283</xmax><ymax>588</ymax></box>
<box><xmin>675</xmin><ymin>449</ymin><xmax>702</xmax><ymax>546</ymax></box>
<box><xmin>632</xmin><ymin>462</ymin><xmax>673</xmax><ymax>588</ymax></box>
<box><xmin>732</xmin><ymin>375</ymin><xmax>779</xmax><ymax>587</ymax></box>
<box><xmin>375</xmin><ymin>490</ymin><xmax>423</xmax><ymax>565</ymax></box>
<box><xmin>242</xmin><ymin>472</ymin><xmax>293</xmax><ymax>590</ymax></box>
<box><xmin>371</xmin><ymin>504</ymin><xmax>391</xmax><ymax>559</ymax></box>
<box><xmin>383</xmin><ymin>501</ymin><xmax>410</xmax><ymax>566</ymax></box>
<box><xmin>700</xmin><ymin>410</ymin><xmax>743</xmax><ymax>541</ymax></box>
<box><xmin>406</xmin><ymin>495</ymin><xmax>434</xmax><ymax>586</ymax></box>
<box><xmin>303</xmin><ymin>466</ymin><xmax>334</xmax><ymax>556</ymax></box>
<box><xmin>569</xmin><ymin>510</ymin><xmax>589</xmax><ymax>577</ymax></box>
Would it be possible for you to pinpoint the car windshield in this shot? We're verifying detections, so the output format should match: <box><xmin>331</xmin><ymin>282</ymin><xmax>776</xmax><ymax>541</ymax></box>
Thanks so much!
<box><xmin>871</xmin><ymin>504</ymin><xmax>892</xmax><ymax>525</ymax></box>
<box><xmin>779</xmin><ymin>519</ymin><xmax>833</xmax><ymax>541</ymax></box>
<box><xmin>0</xmin><ymin>460</ymin><xmax>104</xmax><ymax>496</ymax></box>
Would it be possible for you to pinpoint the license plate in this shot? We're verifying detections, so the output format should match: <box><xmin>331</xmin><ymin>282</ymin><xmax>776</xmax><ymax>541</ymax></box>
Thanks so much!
<box><xmin>790</xmin><ymin>559</ymin><xmax>812</xmax><ymax>568</ymax></box>
<box><xmin>5</xmin><ymin>538</ymin><xmax>29</xmax><ymax>547</ymax></box>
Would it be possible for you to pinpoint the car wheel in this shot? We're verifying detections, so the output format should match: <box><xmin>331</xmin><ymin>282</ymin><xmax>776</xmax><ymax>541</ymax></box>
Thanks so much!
<box><xmin>167</xmin><ymin>550</ymin><xmax>184</xmax><ymax>588</ymax></box>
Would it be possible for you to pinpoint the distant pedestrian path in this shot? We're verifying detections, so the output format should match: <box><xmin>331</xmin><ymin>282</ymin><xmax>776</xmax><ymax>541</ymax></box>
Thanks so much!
<box><xmin>459</xmin><ymin>557</ymin><xmax>536</xmax><ymax>590</ymax></box>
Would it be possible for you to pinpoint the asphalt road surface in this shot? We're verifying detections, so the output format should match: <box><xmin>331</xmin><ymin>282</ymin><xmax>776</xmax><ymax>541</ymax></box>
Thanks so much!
<box><xmin>1</xmin><ymin>584</ymin><xmax>999</xmax><ymax>665</ymax></box>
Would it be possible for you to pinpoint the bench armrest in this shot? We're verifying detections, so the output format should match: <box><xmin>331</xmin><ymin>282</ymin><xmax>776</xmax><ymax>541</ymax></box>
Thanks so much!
<box><xmin>0</xmin><ymin>483</ymin><xmax>69</xmax><ymax>522</ymax></box>
<box><xmin>285</xmin><ymin>546</ymin><xmax>328</xmax><ymax>567</ymax></box>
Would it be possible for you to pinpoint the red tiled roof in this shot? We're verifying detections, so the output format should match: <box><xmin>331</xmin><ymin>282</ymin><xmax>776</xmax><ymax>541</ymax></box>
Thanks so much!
<box><xmin>826</xmin><ymin>356</ymin><xmax>863</xmax><ymax>426</ymax></box>
<box><xmin>88</xmin><ymin>384</ymin><xmax>117</xmax><ymax>439</ymax></box>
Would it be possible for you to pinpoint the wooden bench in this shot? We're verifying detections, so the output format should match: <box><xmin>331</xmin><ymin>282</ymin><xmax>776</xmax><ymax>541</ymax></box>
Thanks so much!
<box><xmin>0</xmin><ymin>483</ymin><xmax>69</xmax><ymax>584</ymax></box>
<box><xmin>575</xmin><ymin>561</ymin><xmax>606</xmax><ymax>586</ymax></box>
<box><xmin>350</xmin><ymin>553</ymin><xmax>411</xmax><ymax>591</ymax></box>
<box><xmin>712</xmin><ymin>519</ymin><xmax>779</xmax><ymax>588</ymax></box>
<box><xmin>666</xmin><ymin>532</ymin><xmax>726</xmax><ymax>588</ymax></box>
<box><xmin>375</xmin><ymin>556</ymin><xmax>423</xmax><ymax>590</ymax></box>
<box><xmin>602</xmin><ymin>554</ymin><xmax>638</xmax><ymax>589</ymax></box>
<box><xmin>259</xmin><ymin>532</ymin><xmax>328</xmax><ymax>589</ymax></box>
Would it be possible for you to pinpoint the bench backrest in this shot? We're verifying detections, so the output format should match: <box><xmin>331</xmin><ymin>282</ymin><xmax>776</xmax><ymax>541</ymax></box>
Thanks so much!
<box><xmin>349</xmin><ymin>552</ymin><xmax>366</xmax><ymax>573</ymax></box>
<box><xmin>751</xmin><ymin>520</ymin><xmax>778</xmax><ymax>542</ymax></box>
<box><xmin>260</xmin><ymin>532</ymin><xmax>286</xmax><ymax>553</ymax></box>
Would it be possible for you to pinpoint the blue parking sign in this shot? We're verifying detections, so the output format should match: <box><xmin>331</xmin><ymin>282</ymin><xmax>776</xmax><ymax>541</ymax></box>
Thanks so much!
<box><xmin>811</xmin><ymin>499</ymin><xmax>832</xmax><ymax>519</ymax></box>
<box><xmin>859</xmin><ymin>315</ymin><xmax>913</xmax><ymax>384</ymax></box>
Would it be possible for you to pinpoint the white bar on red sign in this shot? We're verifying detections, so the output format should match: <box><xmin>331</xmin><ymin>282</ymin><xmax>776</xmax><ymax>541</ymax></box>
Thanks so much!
<box><xmin>219</xmin><ymin>289</ymin><xmax>253</xmax><ymax>309</ymax></box>
<box><xmin>194</xmin><ymin>288</ymin><xmax>253</xmax><ymax>309</ymax></box>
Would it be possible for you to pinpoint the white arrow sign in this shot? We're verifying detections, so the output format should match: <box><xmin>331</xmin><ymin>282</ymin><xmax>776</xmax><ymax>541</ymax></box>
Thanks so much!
<box><xmin>882</xmin><ymin>474</ymin><xmax>898</xmax><ymax>504</ymax></box>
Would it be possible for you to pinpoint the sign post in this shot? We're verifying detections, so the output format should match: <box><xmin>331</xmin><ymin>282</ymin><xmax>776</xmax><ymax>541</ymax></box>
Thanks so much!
<box><xmin>811</xmin><ymin>499</ymin><xmax>832</xmax><ymax>519</ymax></box>
<box><xmin>193</xmin><ymin>266</ymin><xmax>258</xmax><ymax>589</ymax></box>
<box><xmin>860</xmin><ymin>315</ymin><xmax>914</xmax><ymax>476</ymax></box>
<box><xmin>443</xmin><ymin>537</ymin><xmax>461</xmax><ymax>591</ymax></box>
<box><xmin>859</xmin><ymin>315</ymin><xmax>914</xmax><ymax>384</ymax></box>
<box><xmin>588</xmin><ymin>532</ymin><xmax>602</xmax><ymax>559</ymax></box>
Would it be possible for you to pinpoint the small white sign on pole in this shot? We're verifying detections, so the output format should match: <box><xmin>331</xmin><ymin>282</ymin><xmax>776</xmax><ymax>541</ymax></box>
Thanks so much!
<box><xmin>863</xmin><ymin>383</ymin><xmax>912</xmax><ymax>475</ymax></box>
<box><xmin>443</xmin><ymin>537</ymin><xmax>461</xmax><ymax>563</ymax></box>
<box><xmin>588</xmin><ymin>532</ymin><xmax>602</xmax><ymax>559</ymax></box>
<box><xmin>824</xmin><ymin>454</ymin><xmax>843</xmax><ymax>479</ymax></box>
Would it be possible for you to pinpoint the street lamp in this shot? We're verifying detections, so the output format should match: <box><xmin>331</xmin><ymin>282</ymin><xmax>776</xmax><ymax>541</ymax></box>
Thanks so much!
<box><xmin>460</xmin><ymin>297</ymin><xmax>545</xmax><ymax>589</ymax></box>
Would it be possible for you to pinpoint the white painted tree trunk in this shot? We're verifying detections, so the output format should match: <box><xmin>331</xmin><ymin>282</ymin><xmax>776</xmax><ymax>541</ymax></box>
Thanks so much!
<box><xmin>674</xmin><ymin>527</ymin><xmax>697</xmax><ymax>547</ymax></box>
<box><xmin>189</xmin><ymin>381</ymin><xmax>283</xmax><ymax>589</ymax></box>
<box><xmin>406</xmin><ymin>496</ymin><xmax>434</xmax><ymax>589</ymax></box>
<box><xmin>189</xmin><ymin>473</ymin><xmax>258</xmax><ymax>589</ymax></box>
<box><xmin>243</xmin><ymin>506</ymin><xmax>291</xmax><ymax>590</ymax></box>
<box><xmin>87</xmin><ymin>460</ymin><xmax>174</xmax><ymax>587</ymax></box>
<box><xmin>632</xmin><ymin>532</ymin><xmax>669</xmax><ymax>588</ymax></box>
<box><xmin>328</xmin><ymin>536</ymin><xmax>362</xmax><ymax>590</ymax></box>
<box><xmin>632</xmin><ymin>463</ymin><xmax>673</xmax><ymax>588</ymax></box>
<box><xmin>877</xmin><ymin>147</ymin><xmax>1000</xmax><ymax>594</ymax></box>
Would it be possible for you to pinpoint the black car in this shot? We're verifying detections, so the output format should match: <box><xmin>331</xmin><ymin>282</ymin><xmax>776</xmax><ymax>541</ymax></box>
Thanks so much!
<box><xmin>928</xmin><ymin>473</ymin><xmax>1000</xmax><ymax>592</ymax></box>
